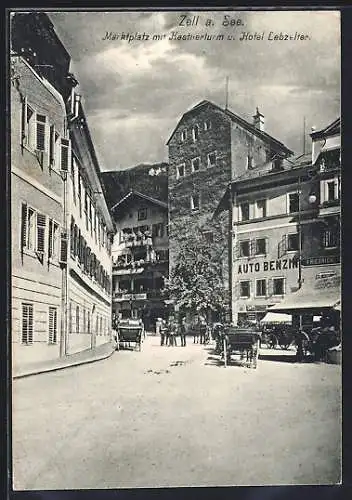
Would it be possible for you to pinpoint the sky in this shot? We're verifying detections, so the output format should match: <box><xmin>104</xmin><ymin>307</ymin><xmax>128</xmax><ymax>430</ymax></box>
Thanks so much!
<box><xmin>48</xmin><ymin>9</ymin><xmax>340</xmax><ymax>172</ymax></box>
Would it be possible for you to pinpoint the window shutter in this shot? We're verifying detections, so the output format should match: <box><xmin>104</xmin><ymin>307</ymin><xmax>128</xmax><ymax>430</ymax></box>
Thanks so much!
<box><xmin>22</xmin><ymin>303</ymin><xmax>33</xmax><ymax>344</ymax></box>
<box><xmin>49</xmin><ymin>125</ymin><xmax>55</xmax><ymax>166</ymax></box>
<box><xmin>21</xmin><ymin>97</ymin><xmax>28</xmax><ymax>144</ymax></box>
<box><xmin>278</xmin><ymin>235</ymin><xmax>287</xmax><ymax>259</ymax></box>
<box><xmin>268</xmin><ymin>278</ymin><xmax>273</xmax><ymax>297</ymax></box>
<box><xmin>36</xmin><ymin>114</ymin><xmax>46</xmax><ymax>151</ymax></box>
<box><xmin>36</xmin><ymin>213</ymin><xmax>46</xmax><ymax>253</ymax></box>
<box><xmin>48</xmin><ymin>307</ymin><xmax>57</xmax><ymax>344</ymax></box>
<box><xmin>61</xmin><ymin>138</ymin><xmax>70</xmax><ymax>171</ymax></box>
<box><xmin>70</xmin><ymin>217</ymin><xmax>75</xmax><ymax>256</ymax></box>
<box><xmin>21</xmin><ymin>203</ymin><xmax>27</xmax><ymax>250</ymax></box>
<box><xmin>48</xmin><ymin>219</ymin><xmax>53</xmax><ymax>258</ymax></box>
<box><xmin>60</xmin><ymin>231</ymin><xmax>68</xmax><ymax>264</ymax></box>
<box><xmin>249</xmin><ymin>239</ymin><xmax>255</xmax><ymax>259</ymax></box>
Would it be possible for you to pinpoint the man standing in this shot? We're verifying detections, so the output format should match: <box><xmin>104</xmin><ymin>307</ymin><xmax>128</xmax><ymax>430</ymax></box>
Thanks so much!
<box><xmin>180</xmin><ymin>316</ymin><xmax>187</xmax><ymax>347</ymax></box>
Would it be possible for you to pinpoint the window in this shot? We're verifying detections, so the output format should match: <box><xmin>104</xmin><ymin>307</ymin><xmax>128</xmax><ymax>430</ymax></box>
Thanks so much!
<box><xmin>83</xmin><ymin>308</ymin><xmax>86</xmax><ymax>334</ymax></box>
<box><xmin>49</xmin><ymin>125</ymin><xmax>56</xmax><ymax>167</ymax></box>
<box><xmin>48</xmin><ymin>219</ymin><xmax>59</xmax><ymax>259</ymax></box>
<box><xmin>255</xmin><ymin>238</ymin><xmax>266</xmax><ymax>255</ymax></box>
<box><xmin>192</xmin><ymin>125</ymin><xmax>199</xmax><ymax>141</ymax></box>
<box><xmin>239</xmin><ymin>281</ymin><xmax>250</xmax><ymax>298</ymax></box>
<box><xmin>191</xmin><ymin>194</ymin><xmax>200</xmax><ymax>210</ymax></box>
<box><xmin>323</xmin><ymin>227</ymin><xmax>339</xmax><ymax>248</ymax></box>
<box><xmin>273</xmin><ymin>278</ymin><xmax>285</xmax><ymax>296</ymax></box>
<box><xmin>71</xmin><ymin>158</ymin><xmax>76</xmax><ymax>205</ymax></box>
<box><xmin>203</xmin><ymin>231</ymin><xmax>214</xmax><ymax>243</ymax></box>
<box><xmin>256</xmin><ymin>199</ymin><xmax>267</xmax><ymax>218</ymax></box>
<box><xmin>240</xmin><ymin>203</ymin><xmax>250</xmax><ymax>221</ymax></box>
<box><xmin>204</xmin><ymin>120</ymin><xmax>212</xmax><ymax>131</ymax></box>
<box><xmin>247</xmin><ymin>155</ymin><xmax>253</xmax><ymax>169</ymax></box>
<box><xmin>48</xmin><ymin>307</ymin><xmax>58</xmax><ymax>344</ymax></box>
<box><xmin>36</xmin><ymin>213</ymin><xmax>46</xmax><ymax>253</ymax></box>
<box><xmin>327</xmin><ymin>181</ymin><xmax>335</xmax><ymax>201</ymax></box>
<box><xmin>191</xmin><ymin>157</ymin><xmax>201</xmax><ymax>173</ymax></box>
<box><xmin>26</xmin><ymin>207</ymin><xmax>36</xmax><ymax>250</ymax></box>
<box><xmin>239</xmin><ymin>240</ymin><xmax>250</xmax><ymax>257</ymax></box>
<box><xmin>256</xmin><ymin>279</ymin><xmax>267</xmax><ymax>297</ymax></box>
<box><xmin>36</xmin><ymin>114</ymin><xmax>46</xmax><ymax>151</ymax></box>
<box><xmin>22</xmin><ymin>303</ymin><xmax>33</xmax><ymax>344</ymax></box>
<box><xmin>287</xmin><ymin>233</ymin><xmax>299</xmax><ymax>252</ymax></box>
<box><xmin>176</xmin><ymin>164</ymin><xmax>185</xmax><ymax>179</ymax></box>
<box><xmin>22</xmin><ymin>100</ymin><xmax>35</xmax><ymax>148</ymax></box>
<box><xmin>138</xmin><ymin>208</ymin><xmax>147</xmax><ymax>221</ymax></box>
<box><xmin>76</xmin><ymin>306</ymin><xmax>80</xmax><ymax>334</ymax></box>
<box><xmin>152</xmin><ymin>223</ymin><xmax>164</xmax><ymax>238</ymax></box>
<box><xmin>181</xmin><ymin>129</ymin><xmax>187</xmax><ymax>141</ymax></box>
<box><xmin>207</xmin><ymin>152</ymin><xmax>216</xmax><ymax>167</ymax></box>
<box><xmin>288</xmin><ymin>192</ymin><xmax>299</xmax><ymax>213</ymax></box>
<box><xmin>78</xmin><ymin>172</ymin><xmax>82</xmax><ymax>217</ymax></box>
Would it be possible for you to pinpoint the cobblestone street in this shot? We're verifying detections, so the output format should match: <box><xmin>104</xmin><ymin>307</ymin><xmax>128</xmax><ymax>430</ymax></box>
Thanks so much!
<box><xmin>12</xmin><ymin>335</ymin><xmax>341</xmax><ymax>489</ymax></box>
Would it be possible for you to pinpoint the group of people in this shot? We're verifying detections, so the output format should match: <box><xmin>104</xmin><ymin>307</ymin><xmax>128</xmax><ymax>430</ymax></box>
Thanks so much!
<box><xmin>155</xmin><ymin>315</ymin><xmax>210</xmax><ymax>347</ymax></box>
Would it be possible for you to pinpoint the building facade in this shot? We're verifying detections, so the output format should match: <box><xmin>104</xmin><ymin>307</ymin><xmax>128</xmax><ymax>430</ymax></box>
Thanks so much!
<box><xmin>215</xmin><ymin>117</ymin><xmax>341</xmax><ymax>326</ymax></box>
<box><xmin>11</xmin><ymin>14</ymin><xmax>72</xmax><ymax>367</ymax></box>
<box><xmin>110</xmin><ymin>191</ymin><xmax>169</xmax><ymax>330</ymax></box>
<box><xmin>66</xmin><ymin>101</ymin><xmax>114</xmax><ymax>354</ymax></box>
<box><xmin>11</xmin><ymin>12</ymin><xmax>114</xmax><ymax>369</ymax></box>
<box><xmin>167</xmin><ymin>100</ymin><xmax>293</xmax><ymax>306</ymax></box>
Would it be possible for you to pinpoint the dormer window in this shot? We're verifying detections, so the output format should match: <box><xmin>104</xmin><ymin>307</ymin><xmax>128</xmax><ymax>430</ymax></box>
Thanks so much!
<box><xmin>192</xmin><ymin>125</ymin><xmax>199</xmax><ymax>142</ymax></box>
<box><xmin>191</xmin><ymin>194</ymin><xmax>200</xmax><ymax>210</ymax></box>
<box><xmin>204</xmin><ymin>120</ymin><xmax>212</xmax><ymax>131</ymax></box>
<box><xmin>181</xmin><ymin>129</ymin><xmax>187</xmax><ymax>141</ymax></box>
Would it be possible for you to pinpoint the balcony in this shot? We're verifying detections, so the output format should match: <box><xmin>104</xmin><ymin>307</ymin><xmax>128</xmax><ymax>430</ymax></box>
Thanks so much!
<box><xmin>113</xmin><ymin>292</ymin><xmax>148</xmax><ymax>301</ymax></box>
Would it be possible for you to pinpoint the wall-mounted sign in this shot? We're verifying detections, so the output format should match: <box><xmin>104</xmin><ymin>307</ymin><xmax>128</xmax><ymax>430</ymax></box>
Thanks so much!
<box><xmin>237</xmin><ymin>258</ymin><xmax>298</xmax><ymax>274</ymax></box>
<box><xmin>302</xmin><ymin>255</ymin><xmax>340</xmax><ymax>266</ymax></box>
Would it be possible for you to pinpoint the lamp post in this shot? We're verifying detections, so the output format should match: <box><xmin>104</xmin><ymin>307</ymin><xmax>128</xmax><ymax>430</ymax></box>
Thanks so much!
<box><xmin>297</xmin><ymin>174</ymin><xmax>317</xmax><ymax>330</ymax></box>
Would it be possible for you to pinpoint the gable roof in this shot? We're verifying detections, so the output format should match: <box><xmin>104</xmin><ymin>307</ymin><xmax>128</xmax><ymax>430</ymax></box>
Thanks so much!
<box><xmin>166</xmin><ymin>99</ymin><xmax>294</xmax><ymax>155</ymax></box>
<box><xmin>310</xmin><ymin>117</ymin><xmax>340</xmax><ymax>140</ymax></box>
<box><xmin>111</xmin><ymin>190</ymin><xmax>168</xmax><ymax>213</ymax></box>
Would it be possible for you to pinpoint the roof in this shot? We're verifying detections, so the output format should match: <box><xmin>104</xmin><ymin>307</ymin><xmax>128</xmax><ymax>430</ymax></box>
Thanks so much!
<box><xmin>310</xmin><ymin>117</ymin><xmax>340</xmax><ymax>140</ymax></box>
<box><xmin>111</xmin><ymin>190</ymin><xmax>168</xmax><ymax>212</ymax></box>
<box><xmin>166</xmin><ymin>100</ymin><xmax>294</xmax><ymax>155</ymax></box>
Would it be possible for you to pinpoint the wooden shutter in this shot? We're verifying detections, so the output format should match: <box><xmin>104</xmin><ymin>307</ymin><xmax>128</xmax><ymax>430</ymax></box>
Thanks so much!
<box><xmin>21</xmin><ymin>203</ymin><xmax>27</xmax><ymax>250</ymax></box>
<box><xmin>48</xmin><ymin>219</ymin><xmax>53</xmax><ymax>258</ymax></box>
<box><xmin>48</xmin><ymin>307</ymin><xmax>57</xmax><ymax>344</ymax></box>
<box><xmin>60</xmin><ymin>231</ymin><xmax>68</xmax><ymax>264</ymax></box>
<box><xmin>49</xmin><ymin>125</ymin><xmax>55</xmax><ymax>166</ymax></box>
<box><xmin>22</xmin><ymin>303</ymin><xmax>33</xmax><ymax>344</ymax></box>
<box><xmin>36</xmin><ymin>213</ymin><xmax>46</xmax><ymax>253</ymax></box>
<box><xmin>61</xmin><ymin>138</ymin><xmax>70</xmax><ymax>171</ymax></box>
<box><xmin>36</xmin><ymin>114</ymin><xmax>46</xmax><ymax>151</ymax></box>
<box><xmin>21</xmin><ymin>97</ymin><xmax>27</xmax><ymax>144</ymax></box>
<box><xmin>278</xmin><ymin>235</ymin><xmax>287</xmax><ymax>259</ymax></box>
<box><xmin>70</xmin><ymin>217</ymin><xmax>75</xmax><ymax>256</ymax></box>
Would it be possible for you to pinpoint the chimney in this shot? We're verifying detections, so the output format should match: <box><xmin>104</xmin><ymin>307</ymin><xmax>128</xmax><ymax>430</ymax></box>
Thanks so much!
<box><xmin>253</xmin><ymin>107</ymin><xmax>265</xmax><ymax>132</ymax></box>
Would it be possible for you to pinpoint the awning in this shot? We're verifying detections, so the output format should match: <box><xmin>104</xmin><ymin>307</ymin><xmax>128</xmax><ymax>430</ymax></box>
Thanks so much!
<box><xmin>260</xmin><ymin>312</ymin><xmax>292</xmax><ymax>324</ymax></box>
<box><xmin>268</xmin><ymin>282</ymin><xmax>340</xmax><ymax>313</ymax></box>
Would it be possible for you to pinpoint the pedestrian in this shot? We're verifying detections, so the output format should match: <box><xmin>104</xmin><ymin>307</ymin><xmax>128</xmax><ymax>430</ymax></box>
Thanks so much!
<box><xmin>160</xmin><ymin>319</ymin><xmax>167</xmax><ymax>346</ymax></box>
<box><xmin>168</xmin><ymin>317</ymin><xmax>177</xmax><ymax>346</ymax></box>
<box><xmin>199</xmin><ymin>315</ymin><xmax>207</xmax><ymax>344</ymax></box>
<box><xmin>295</xmin><ymin>328</ymin><xmax>309</xmax><ymax>362</ymax></box>
<box><xmin>180</xmin><ymin>316</ymin><xmax>187</xmax><ymax>347</ymax></box>
<box><xmin>155</xmin><ymin>317</ymin><xmax>162</xmax><ymax>337</ymax></box>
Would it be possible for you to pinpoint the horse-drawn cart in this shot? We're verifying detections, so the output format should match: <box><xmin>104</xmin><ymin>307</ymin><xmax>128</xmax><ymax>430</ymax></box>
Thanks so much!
<box><xmin>220</xmin><ymin>326</ymin><xmax>261</xmax><ymax>368</ymax></box>
<box><xmin>116</xmin><ymin>320</ymin><xmax>143</xmax><ymax>351</ymax></box>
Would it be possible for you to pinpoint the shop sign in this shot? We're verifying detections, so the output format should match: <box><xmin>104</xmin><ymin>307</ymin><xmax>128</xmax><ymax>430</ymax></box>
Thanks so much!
<box><xmin>238</xmin><ymin>258</ymin><xmax>298</xmax><ymax>274</ymax></box>
<box><xmin>302</xmin><ymin>255</ymin><xmax>340</xmax><ymax>266</ymax></box>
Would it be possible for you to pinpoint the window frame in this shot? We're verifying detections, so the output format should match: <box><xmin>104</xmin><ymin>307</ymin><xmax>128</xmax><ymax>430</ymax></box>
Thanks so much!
<box><xmin>239</xmin><ymin>202</ymin><xmax>250</xmax><ymax>222</ymax></box>
<box><xmin>181</xmin><ymin>129</ymin><xmax>187</xmax><ymax>141</ymax></box>
<box><xmin>48</xmin><ymin>306</ymin><xmax>58</xmax><ymax>344</ymax></box>
<box><xmin>192</xmin><ymin>124</ymin><xmax>199</xmax><ymax>142</ymax></box>
<box><xmin>255</xmin><ymin>237</ymin><xmax>267</xmax><ymax>256</ymax></box>
<box><xmin>190</xmin><ymin>193</ymin><xmax>200</xmax><ymax>211</ymax></box>
<box><xmin>272</xmin><ymin>277</ymin><xmax>285</xmax><ymax>296</ymax></box>
<box><xmin>322</xmin><ymin>226</ymin><xmax>339</xmax><ymax>249</ymax></box>
<box><xmin>176</xmin><ymin>163</ymin><xmax>185</xmax><ymax>179</ymax></box>
<box><xmin>255</xmin><ymin>278</ymin><xmax>267</xmax><ymax>298</ymax></box>
<box><xmin>191</xmin><ymin>156</ymin><xmax>201</xmax><ymax>173</ymax></box>
<box><xmin>239</xmin><ymin>280</ymin><xmax>251</xmax><ymax>298</ymax></box>
<box><xmin>207</xmin><ymin>151</ymin><xmax>217</xmax><ymax>168</ymax></box>
<box><xmin>287</xmin><ymin>192</ymin><xmax>300</xmax><ymax>214</ymax></box>
<box><xmin>239</xmin><ymin>240</ymin><xmax>250</xmax><ymax>258</ymax></box>
<box><xmin>287</xmin><ymin>233</ymin><xmax>299</xmax><ymax>252</ymax></box>
<box><xmin>21</xmin><ymin>302</ymin><xmax>34</xmax><ymax>345</ymax></box>
<box><xmin>204</xmin><ymin>120</ymin><xmax>212</xmax><ymax>131</ymax></box>
<box><xmin>255</xmin><ymin>199</ymin><xmax>267</xmax><ymax>219</ymax></box>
